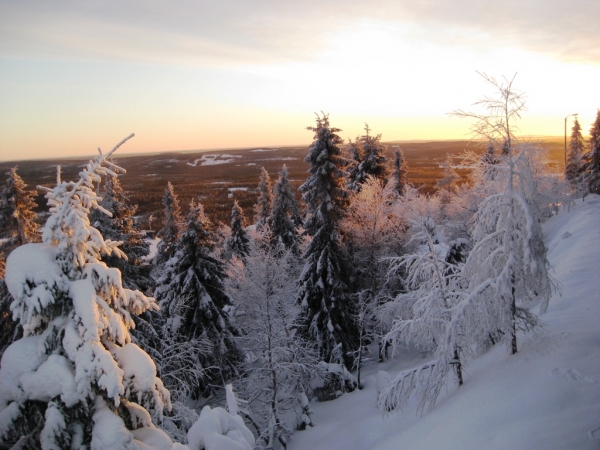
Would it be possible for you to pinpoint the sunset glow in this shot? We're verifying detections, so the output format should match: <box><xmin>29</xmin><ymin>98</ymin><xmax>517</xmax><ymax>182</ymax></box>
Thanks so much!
<box><xmin>0</xmin><ymin>1</ymin><xmax>598</xmax><ymax>160</ymax></box>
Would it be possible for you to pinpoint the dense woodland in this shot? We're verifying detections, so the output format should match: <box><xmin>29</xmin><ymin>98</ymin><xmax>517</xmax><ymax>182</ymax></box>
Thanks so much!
<box><xmin>0</xmin><ymin>76</ymin><xmax>599</xmax><ymax>449</ymax></box>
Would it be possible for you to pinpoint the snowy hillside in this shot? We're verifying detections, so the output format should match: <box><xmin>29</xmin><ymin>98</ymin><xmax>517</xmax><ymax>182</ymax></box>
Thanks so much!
<box><xmin>289</xmin><ymin>196</ymin><xmax>600</xmax><ymax>450</ymax></box>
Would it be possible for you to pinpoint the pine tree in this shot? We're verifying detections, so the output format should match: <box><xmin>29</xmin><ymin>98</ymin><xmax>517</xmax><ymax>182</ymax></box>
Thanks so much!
<box><xmin>90</xmin><ymin>174</ymin><xmax>150</xmax><ymax>291</ymax></box>
<box><xmin>155</xmin><ymin>200</ymin><xmax>242</xmax><ymax>399</ymax></box>
<box><xmin>296</xmin><ymin>113</ymin><xmax>358</xmax><ymax>366</ymax></box>
<box><xmin>225</xmin><ymin>200</ymin><xmax>250</xmax><ymax>259</ymax></box>
<box><xmin>0</xmin><ymin>136</ymin><xmax>174</xmax><ymax>449</ymax></box>
<box><xmin>390</xmin><ymin>148</ymin><xmax>409</xmax><ymax>196</ymax></box>
<box><xmin>155</xmin><ymin>182</ymin><xmax>182</xmax><ymax>266</ymax></box>
<box><xmin>254</xmin><ymin>167</ymin><xmax>273</xmax><ymax>230</ymax></box>
<box><xmin>566</xmin><ymin>117</ymin><xmax>585</xmax><ymax>184</ymax></box>
<box><xmin>583</xmin><ymin>110</ymin><xmax>600</xmax><ymax>194</ymax></box>
<box><xmin>268</xmin><ymin>165</ymin><xmax>300</xmax><ymax>252</ymax></box>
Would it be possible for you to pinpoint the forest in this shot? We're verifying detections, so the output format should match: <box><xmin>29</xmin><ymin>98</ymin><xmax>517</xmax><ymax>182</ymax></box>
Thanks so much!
<box><xmin>0</xmin><ymin>75</ymin><xmax>599</xmax><ymax>450</ymax></box>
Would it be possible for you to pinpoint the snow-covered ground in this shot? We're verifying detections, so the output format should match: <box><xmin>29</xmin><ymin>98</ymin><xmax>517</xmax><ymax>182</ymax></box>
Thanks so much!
<box><xmin>290</xmin><ymin>196</ymin><xmax>600</xmax><ymax>450</ymax></box>
<box><xmin>187</xmin><ymin>154</ymin><xmax>241</xmax><ymax>167</ymax></box>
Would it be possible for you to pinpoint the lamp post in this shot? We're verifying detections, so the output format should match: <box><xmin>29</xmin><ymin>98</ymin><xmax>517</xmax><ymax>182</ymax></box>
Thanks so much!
<box><xmin>565</xmin><ymin>113</ymin><xmax>578</xmax><ymax>167</ymax></box>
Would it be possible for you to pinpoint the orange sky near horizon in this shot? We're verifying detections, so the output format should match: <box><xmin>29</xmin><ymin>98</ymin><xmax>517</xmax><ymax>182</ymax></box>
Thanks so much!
<box><xmin>0</xmin><ymin>1</ymin><xmax>598</xmax><ymax>161</ymax></box>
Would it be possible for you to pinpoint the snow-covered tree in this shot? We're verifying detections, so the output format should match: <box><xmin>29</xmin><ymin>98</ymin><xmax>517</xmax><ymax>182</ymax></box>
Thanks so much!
<box><xmin>155</xmin><ymin>200</ymin><xmax>242</xmax><ymax>400</ymax></box>
<box><xmin>155</xmin><ymin>182</ymin><xmax>182</xmax><ymax>266</ymax></box>
<box><xmin>0</xmin><ymin>167</ymin><xmax>39</xmax><ymax>359</ymax></box>
<box><xmin>224</xmin><ymin>200</ymin><xmax>250</xmax><ymax>260</ymax></box>
<box><xmin>582</xmin><ymin>110</ymin><xmax>600</xmax><ymax>194</ymax></box>
<box><xmin>345</xmin><ymin>139</ymin><xmax>363</xmax><ymax>192</ymax></box>
<box><xmin>0</xmin><ymin>166</ymin><xmax>39</xmax><ymax>249</ymax></box>
<box><xmin>0</xmin><ymin>136</ymin><xmax>175</xmax><ymax>449</ymax></box>
<box><xmin>437</xmin><ymin>154</ymin><xmax>460</xmax><ymax>193</ymax></box>
<box><xmin>452</xmin><ymin>74</ymin><xmax>552</xmax><ymax>354</ymax></box>
<box><xmin>343</xmin><ymin>176</ymin><xmax>403</xmax><ymax>295</ymax></box>
<box><xmin>378</xmin><ymin>217</ymin><xmax>466</xmax><ymax>414</ymax></box>
<box><xmin>342</xmin><ymin>175</ymin><xmax>407</xmax><ymax>374</ymax></box>
<box><xmin>566</xmin><ymin>117</ymin><xmax>585</xmax><ymax>185</ymax></box>
<box><xmin>268</xmin><ymin>164</ymin><xmax>300</xmax><ymax>252</ymax></box>
<box><xmin>0</xmin><ymin>261</ymin><xmax>21</xmax><ymax>361</ymax></box>
<box><xmin>228</xmin><ymin>233</ymin><xmax>320</xmax><ymax>448</ymax></box>
<box><xmin>296</xmin><ymin>113</ymin><xmax>358</xmax><ymax>366</ymax></box>
<box><xmin>90</xmin><ymin>174</ymin><xmax>150</xmax><ymax>292</ymax></box>
<box><xmin>346</xmin><ymin>124</ymin><xmax>388</xmax><ymax>192</ymax></box>
<box><xmin>436</xmin><ymin>154</ymin><xmax>461</xmax><ymax>220</ymax></box>
<box><xmin>254</xmin><ymin>167</ymin><xmax>273</xmax><ymax>230</ymax></box>
<box><xmin>390</xmin><ymin>148</ymin><xmax>409</xmax><ymax>197</ymax></box>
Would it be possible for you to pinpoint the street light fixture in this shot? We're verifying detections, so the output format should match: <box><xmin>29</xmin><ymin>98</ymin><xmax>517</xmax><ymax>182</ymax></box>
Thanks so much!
<box><xmin>565</xmin><ymin>113</ymin><xmax>578</xmax><ymax>167</ymax></box>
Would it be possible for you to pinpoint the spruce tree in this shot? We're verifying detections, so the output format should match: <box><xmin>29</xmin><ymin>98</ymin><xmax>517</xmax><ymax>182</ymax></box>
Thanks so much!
<box><xmin>90</xmin><ymin>175</ymin><xmax>150</xmax><ymax>291</ymax></box>
<box><xmin>390</xmin><ymin>148</ymin><xmax>409</xmax><ymax>196</ymax></box>
<box><xmin>437</xmin><ymin>154</ymin><xmax>460</xmax><ymax>193</ymax></box>
<box><xmin>345</xmin><ymin>139</ymin><xmax>364</xmax><ymax>192</ymax></box>
<box><xmin>346</xmin><ymin>124</ymin><xmax>388</xmax><ymax>192</ymax></box>
<box><xmin>583</xmin><ymin>110</ymin><xmax>600</xmax><ymax>194</ymax></box>
<box><xmin>155</xmin><ymin>182</ymin><xmax>182</xmax><ymax>265</ymax></box>
<box><xmin>254</xmin><ymin>167</ymin><xmax>273</xmax><ymax>230</ymax></box>
<box><xmin>225</xmin><ymin>200</ymin><xmax>250</xmax><ymax>259</ymax></box>
<box><xmin>565</xmin><ymin>118</ymin><xmax>585</xmax><ymax>184</ymax></box>
<box><xmin>359</xmin><ymin>124</ymin><xmax>388</xmax><ymax>183</ymax></box>
<box><xmin>155</xmin><ymin>200</ymin><xmax>242</xmax><ymax>398</ymax></box>
<box><xmin>268</xmin><ymin>164</ymin><xmax>300</xmax><ymax>252</ymax></box>
<box><xmin>0</xmin><ymin>167</ymin><xmax>39</xmax><ymax>248</ymax></box>
<box><xmin>480</xmin><ymin>141</ymin><xmax>500</xmax><ymax>183</ymax></box>
<box><xmin>0</xmin><ymin>136</ymin><xmax>173</xmax><ymax>449</ymax></box>
<box><xmin>0</xmin><ymin>167</ymin><xmax>39</xmax><ymax>360</ymax></box>
<box><xmin>296</xmin><ymin>113</ymin><xmax>358</xmax><ymax>366</ymax></box>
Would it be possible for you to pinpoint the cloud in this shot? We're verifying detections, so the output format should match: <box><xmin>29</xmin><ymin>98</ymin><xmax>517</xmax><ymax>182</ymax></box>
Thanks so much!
<box><xmin>0</xmin><ymin>0</ymin><xmax>598</xmax><ymax>67</ymax></box>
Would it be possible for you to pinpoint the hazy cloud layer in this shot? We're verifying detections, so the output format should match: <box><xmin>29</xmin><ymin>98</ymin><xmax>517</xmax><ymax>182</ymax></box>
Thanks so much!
<box><xmin>1</xmin><ymin>1</ymin><xmax>598</xmax><ymax>66</ymax></box>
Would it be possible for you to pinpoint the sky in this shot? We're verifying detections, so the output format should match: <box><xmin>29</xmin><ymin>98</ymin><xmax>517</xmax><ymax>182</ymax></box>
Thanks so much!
<box><xmin>0</xmin><ymin>0</ymin><xmax>599</xmax><ymax>161</ymax></box>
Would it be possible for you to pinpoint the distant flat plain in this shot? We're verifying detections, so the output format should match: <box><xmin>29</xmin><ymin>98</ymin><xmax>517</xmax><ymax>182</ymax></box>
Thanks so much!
<box><xmin>0</xmin><ymin>137</ymin><xmax>565</xmax><ymax>226</ymax></box>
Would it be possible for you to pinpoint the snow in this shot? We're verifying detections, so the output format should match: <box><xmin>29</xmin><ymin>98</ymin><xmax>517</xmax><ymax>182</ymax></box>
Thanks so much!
<box><xmin>91</xmin><ymin>396</ymin><xmax>136</xmax><ymax>450</ymax></box>
<box><xmin>257</xmin><ymin>157</ymin><xmax>298</xmax><ymax>161</ymax></box>
<box><xmin>225</xmin><ymin>384</ymin><xmax>238</xmax><ymax>416</ymax></box>
<box><xmin>0</xmin><ymin>335</ymin><xmax>45</xmax><ymax>407</ymax></box>
<box><xmin>146</xmin><ymin>237</ymin><xmax>160</xmax><ymax>261</ymax></box>
<box><xmin>21</xmin><ymin>354</ymin><xmax>78</xmax><ymax>407</ymax></box>
<box><xmin>187</xmin><ymin>154</ymin><xmax>241</xmax><ymax>167</ymax></box>
<box><xmin>227</xmin><ymin>187</ymin><xmax>248</xmax><ymax>198</ymax></box>
<box><xmin>187</xmin><ymin>405</ymin><xmax>255</xmax><ymax>450</ymax></box>
<box><xmin>289</xmin><ymin>196</ymin><xmax>600</xmax><ymax>450</ymax></box>
<box><xmin>112</xmin><ymin>343</ymin><xmax>158</xmax><ymax>394</ymax></box>
<box><xmin>4</xmin><ymin>243</ymin><xmax>64</xmax><ymax>328</ymax></box>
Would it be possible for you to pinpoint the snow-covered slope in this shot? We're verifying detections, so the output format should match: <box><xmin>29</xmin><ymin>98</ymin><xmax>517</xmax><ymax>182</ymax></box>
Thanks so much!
<box><xmin>290</xmin><ymin>195</ymin><xmax>600</xmax><ymax>450</ymax></box>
